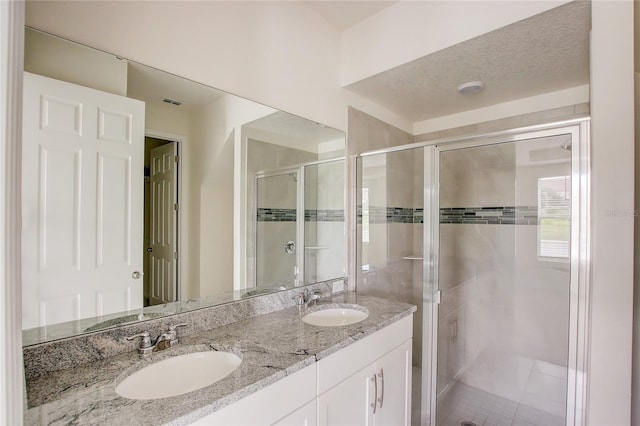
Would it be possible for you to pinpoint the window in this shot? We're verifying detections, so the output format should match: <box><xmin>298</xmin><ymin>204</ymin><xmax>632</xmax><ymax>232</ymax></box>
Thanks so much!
<box><xmin>538</xmin><ymin>176</ymin><xmax>571</xmax><ymax>260</ymax></box>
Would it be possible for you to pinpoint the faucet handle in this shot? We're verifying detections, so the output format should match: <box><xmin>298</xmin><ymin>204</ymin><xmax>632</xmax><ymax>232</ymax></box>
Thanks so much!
<box><xmin>167</xmin><ymin>323</ymin><xmax>188</xmax><ymax>345</ymax></box>
<box><xmin>292</xmin><ymin>293</ymin><xmax>304</xmax><ymax>305</ymax></box>
<box><xmin>168</xmin><ymin>323</ymin><xmax>187</xmax><ymax>332</ymax></box>
<box><xmin>126</xmin><ymin>331</ymin><xmax>152</xmax><ymax>349</ymax></box>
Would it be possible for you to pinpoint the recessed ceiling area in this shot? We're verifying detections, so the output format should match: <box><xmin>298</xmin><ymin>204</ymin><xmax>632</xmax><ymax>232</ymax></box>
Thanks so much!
<box><xmin>343</xmin><ymin>0</ymin><xmax>590</xmax><ymax>123</ymax></box>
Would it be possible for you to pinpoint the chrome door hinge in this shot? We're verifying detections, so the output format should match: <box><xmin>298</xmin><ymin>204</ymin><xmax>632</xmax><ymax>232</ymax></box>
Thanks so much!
<box><xmin>173</xmin><ymin>252</ymin><xmax>179</xmax><ymax>260</ymax></box>
<box><xmin>175</xmin><ymin>155</ymin><xmax>179</xmax><ymax>163</ymax></box>
<box><xmin>435</xmin><ymin>290</ymin><xmax>442</xmax><ymax>304</ymax></box>
<box><xmin>174</xmin><ymin>203</ymin><xmax>179</xmax><ymax>211</ymax></box>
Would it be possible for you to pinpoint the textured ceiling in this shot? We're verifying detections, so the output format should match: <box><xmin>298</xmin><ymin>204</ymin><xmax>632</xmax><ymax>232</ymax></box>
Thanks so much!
<box><xmin>303</xmin><ymin>1</ymin><xmax>398</xmax><ymax>30</ymax></box>
<box><xmin>344</xmin><ymin>1</ymin><xmax>591</xmax><ymax>123</ymax></box>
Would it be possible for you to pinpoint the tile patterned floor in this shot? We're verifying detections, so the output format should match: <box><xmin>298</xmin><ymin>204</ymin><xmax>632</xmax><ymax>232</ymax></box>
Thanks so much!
<box><xmin>436</xmin><ymin>381</ymin><xmax>565</xmax><ymax>426</ymax></box>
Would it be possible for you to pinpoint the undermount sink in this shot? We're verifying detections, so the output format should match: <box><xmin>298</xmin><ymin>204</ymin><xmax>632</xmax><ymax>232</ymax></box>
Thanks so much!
<box><xmin>115</xmin><ymin>351</ymin><xmax>241</xmax><ymax>400</ymax></box>
<box><xmin>302</xmin><ymin>305</ymin><xmax>369</xmax><ymax>327</ymax></box>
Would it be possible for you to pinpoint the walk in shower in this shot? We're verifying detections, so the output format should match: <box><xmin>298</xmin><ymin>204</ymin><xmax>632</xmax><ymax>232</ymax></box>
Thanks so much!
<box><xmin>356</xmin><ymin>121</ymin><xmax>589</xmax><ymax>426</ymax></box>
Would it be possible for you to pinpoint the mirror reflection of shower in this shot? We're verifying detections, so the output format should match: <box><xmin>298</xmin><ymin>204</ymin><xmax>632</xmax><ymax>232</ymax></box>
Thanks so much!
<box><xmin>254</xmin><ymin>158</ymin><xmax>345</xmax><ymax>291</ymax></box>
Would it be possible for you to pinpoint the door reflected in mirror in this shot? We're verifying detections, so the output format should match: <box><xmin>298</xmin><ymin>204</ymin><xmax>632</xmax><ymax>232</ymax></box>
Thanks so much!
<box><xmin>22</xmin><ymin>28</ymin><xmax>346</xmax><ymax>343</ymax></box>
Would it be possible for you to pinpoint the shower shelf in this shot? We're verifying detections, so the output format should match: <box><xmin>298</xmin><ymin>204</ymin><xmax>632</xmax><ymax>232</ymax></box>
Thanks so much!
<box><xmin>402</xmin><ymin>255</ymin><xmax>423</xmax><ymax>260</ymax></box>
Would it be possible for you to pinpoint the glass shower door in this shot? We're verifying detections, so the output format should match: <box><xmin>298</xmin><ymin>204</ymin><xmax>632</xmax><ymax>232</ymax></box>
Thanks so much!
<box><xmin>255</xmin><ymin>171</ymin><xmax>300</xmax><ymax>288</ymax></box>
<box><xmin>435</xmin><ymin>134</ymin><xmax>572</xmax><ymax>426</ymax></box>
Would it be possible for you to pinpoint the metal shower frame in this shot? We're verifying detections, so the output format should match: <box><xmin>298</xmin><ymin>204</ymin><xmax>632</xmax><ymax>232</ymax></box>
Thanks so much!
<box><xmin>357</xmin><ymin>118</ymin><xmax>591</xmax><ymax>426</ymax></box>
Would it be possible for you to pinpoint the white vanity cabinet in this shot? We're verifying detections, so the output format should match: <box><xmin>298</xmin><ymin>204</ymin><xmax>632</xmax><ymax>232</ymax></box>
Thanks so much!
<box><xmin>273</xmin><ymin>400</ymin><xmax>317</xmax><ymax>426</ymax></box>
<box><xmin>191</xmin><ymin>314</ymin><xmax>413</xmax><ymax>426</ymax></box>
<box><xmin>191</xmin><ymin>364</ymin><xmax>317</xmax><ymax>426</ymax></box>
<box><xmin>316</xmin><ymin>316</ymin><xmax>413</xmax><ymax>426</ymax></box>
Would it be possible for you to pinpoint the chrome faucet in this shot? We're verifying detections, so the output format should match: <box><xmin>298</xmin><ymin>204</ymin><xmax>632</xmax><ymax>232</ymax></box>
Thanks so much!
<box><xmin>304</xmin><ymin>290</ymin><xmax>323</xmax><ymax>308</ymax></box>
<box><xmin>293</xmin><ymin>288</ymin><xmax>324</xmax><ymax>312</ymax></box>
<box><xmin>127</xmin><ymin>323</ymin><xmax>188</xmax><ymax>356</ymax></box>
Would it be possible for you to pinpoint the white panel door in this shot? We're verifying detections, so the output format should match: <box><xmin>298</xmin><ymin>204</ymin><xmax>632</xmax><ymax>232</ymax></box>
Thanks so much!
<box><xmin>149</xmin><ymin>142</ymin><xmax>177</xmax><ymax>304</ymax></box>
<box><xmin>22</xmin><ymin>72</ymin><xmax>145</xmax><ymax>329</ymax></box>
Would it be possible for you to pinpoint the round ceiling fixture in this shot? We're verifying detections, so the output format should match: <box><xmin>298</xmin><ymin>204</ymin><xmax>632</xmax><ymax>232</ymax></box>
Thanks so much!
<box><xmin>457</xmin><ymin>81</ymin><xmax>485</xmax><ymax>94</ymax></box>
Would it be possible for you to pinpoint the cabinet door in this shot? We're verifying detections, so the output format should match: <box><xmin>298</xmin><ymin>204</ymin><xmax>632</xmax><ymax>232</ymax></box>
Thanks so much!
<box><xmin>318</xmin><ymin>365</ymin><xmax>375</xmax><ymax>426</ymax></box>
<box><xmin>273</xmin><ymin>400</ymin><xmax>317</xmax><ymax>426</ymax></box>
<box><xmin>373</xmin><ymin>339</ymin><xmax>412</xmax><ymax>426</ymax></box>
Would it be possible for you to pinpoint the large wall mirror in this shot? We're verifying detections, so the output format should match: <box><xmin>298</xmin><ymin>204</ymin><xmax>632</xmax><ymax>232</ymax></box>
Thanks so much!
<box><xmin>22</xmin><ymin>28</ymin><xmax>346</xmax><ymax>345</ymax></box>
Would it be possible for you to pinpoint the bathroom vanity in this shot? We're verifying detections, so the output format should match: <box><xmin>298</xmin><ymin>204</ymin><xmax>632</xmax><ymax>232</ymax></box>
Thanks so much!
<box><xmin>23</xmin><ymin>291</ymin><xmax>415</xmax><ymax>425</ymax></box>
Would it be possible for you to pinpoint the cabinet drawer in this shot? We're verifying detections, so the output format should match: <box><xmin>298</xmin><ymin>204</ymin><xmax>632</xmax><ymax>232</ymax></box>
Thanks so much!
<box><xmin>317</xmin><ymin>315</ymin><xmax>412</xmax><ymax>395</ymax></box>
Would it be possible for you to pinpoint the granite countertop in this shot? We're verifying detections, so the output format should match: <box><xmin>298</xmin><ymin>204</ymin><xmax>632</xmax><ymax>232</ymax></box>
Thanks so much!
<box><xmin>24</xmin><ymin>293</ymin><xmax>416</xmax><ymax>425</ymax></box>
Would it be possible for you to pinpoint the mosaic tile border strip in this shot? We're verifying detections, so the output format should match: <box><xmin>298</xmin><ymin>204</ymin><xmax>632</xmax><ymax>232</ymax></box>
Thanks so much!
<box><xmin>356</xmin><ymin>206</ymin><xmax>538</xmax><ymax>225</ymax></box>
<box><xmin>357</xmin><ymin>206</ymin><xmax>423</xmax><ymax>224</ymax></box>
<box><xmin>440</xmin><ymin>206</ymin><xmax>538</xmax><ymax>225</ymax></box>
<box><xmin>260</xmin><ymin>206</ymin><xmax>538</xmax><ymax>224</ymax></box>
<box><xmin>257</xmin><ymin>208</ymin><xmax>344</xmax><ymax>222</ymax></box>
<box><xmin>257</xmin><ymin>208</ymin><xmax>297</xmax><ymax>222</ymax></box>
<box><xmin>305</xmin><ymin>209</ymin><xmax>345</xmax><ymax>222</ymax></box>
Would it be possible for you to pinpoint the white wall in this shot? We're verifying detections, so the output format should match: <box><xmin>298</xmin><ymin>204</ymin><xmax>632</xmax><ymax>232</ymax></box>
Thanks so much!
<box><xmin>589</xmin><ymin>2</ymin><xmax>635</xmax><ymax>424</ymax></box>
<box><xmin>24</xmin><ymin>28</ymin><xmax>127</xmax><ymax>96</ymax></box>
<box><xmin>144</xmin><ymin>102</ymin><xmax>190</xmax><ymax>137</ymax></box>
<box><xmin>25</xmin><ymin>1</ymin><xmax>345</xmax><ymax>131</ymax></box>
<box><xmin>190</xmin><ymin>94</ymin><xmax>274</xmax><ymax>298</ymax></box>
<box><xmin>340</xmin><ymin>0</ymin><xmax>571</xmax><ymax>86</ymax></box>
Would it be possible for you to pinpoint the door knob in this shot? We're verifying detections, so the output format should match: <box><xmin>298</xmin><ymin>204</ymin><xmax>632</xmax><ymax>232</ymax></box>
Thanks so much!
<box><xmin>132</xmin><ymin>271</ymin><xmax>142</xmax><ymax>279</ymax></box>
<box><xmin>146</xmin><ymin>247</ymin><xmax>153</xmax><ymax>253</ymax></box>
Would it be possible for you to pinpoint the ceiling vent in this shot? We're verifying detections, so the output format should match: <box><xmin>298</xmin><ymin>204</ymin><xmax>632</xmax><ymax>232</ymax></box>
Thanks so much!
<box><xmin>162</xmin><ymin>98</ymin><xmax>183</xmax><ymax>106</ymax></box>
